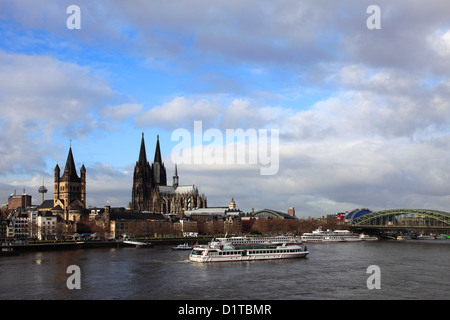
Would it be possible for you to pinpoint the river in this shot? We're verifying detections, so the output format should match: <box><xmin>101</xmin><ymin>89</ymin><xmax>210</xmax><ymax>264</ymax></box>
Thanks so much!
<box><xmin>0</xmin><ymin>239</ymin><xmax>449</xmax><ymax>300</ymax></box>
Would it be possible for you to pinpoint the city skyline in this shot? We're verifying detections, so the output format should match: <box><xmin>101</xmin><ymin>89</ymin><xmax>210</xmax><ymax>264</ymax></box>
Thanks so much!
<box><xmin>2</xmin><ymin>1</ymin><xmax>450</xmax><ymax>216</ymax></box>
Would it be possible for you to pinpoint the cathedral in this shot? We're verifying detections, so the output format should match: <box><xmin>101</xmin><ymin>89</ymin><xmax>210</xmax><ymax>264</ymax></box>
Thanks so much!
<box><xmin>131</xmin><ymin>133</ymin><xmax>207</xmax><ymax>216</ymax></box>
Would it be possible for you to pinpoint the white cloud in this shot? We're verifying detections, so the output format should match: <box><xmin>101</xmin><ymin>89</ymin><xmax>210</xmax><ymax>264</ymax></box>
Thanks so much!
<box><xmin>0</xmin><ymin>50</ymin><xmax>118</xmax><ymax>174</ymax></box>
<box><xmin>136</xmin><ymin>96</ymin><xmax>221</xmax><ymax>130</ymax></box>
<box><xmin>427</xmin><ymin>29</ymin><xmax>450</xmax><ymax>57</ymax></box>
<box><xmin>99</xmin><ymin>103</ymin><xmax>142</xmax><ymax>122</ymax></box>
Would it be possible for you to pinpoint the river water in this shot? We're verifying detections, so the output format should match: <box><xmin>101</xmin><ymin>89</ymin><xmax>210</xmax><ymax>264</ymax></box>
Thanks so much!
<box><xmin>0</xmin><ymin>239</ymin><xmax>449</xmax><ymax>300</ymax></box>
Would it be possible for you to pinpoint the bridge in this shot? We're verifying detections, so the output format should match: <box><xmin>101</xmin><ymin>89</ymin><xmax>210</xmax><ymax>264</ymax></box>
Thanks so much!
<box><xmin>349</xmin><ymin>209</ymin><xmax>450</xmax><ymax>233</ymax></box>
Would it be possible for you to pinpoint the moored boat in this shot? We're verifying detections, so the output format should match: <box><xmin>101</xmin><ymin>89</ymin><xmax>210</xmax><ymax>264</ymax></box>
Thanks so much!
<box><xmin>359</xmin><ymin>233</ymin><xmax>378</xmax><ymax>241</ymax></box>
<box><xmin>301</xmin><ymin>227</ymin><xmax>361</xmax><ymax>242</ymax></box>
<box><xmin>172</xmin><ymin>243</ymin><xmax>193</xmax><ymax>250</ymax></box>
<box><xmin>123</xmin><ymin>240</ymin><xmax>153</xmax><ymax>247</ymax></box>
<box><xmin>0</xmin><ymin>246</ymin><xmax>19</xmax><ymax>257</ymax></box>
<box><xmin>416</xmin><ymin>234</ymin><xmax>435</xmax><ymax>240</ymax></box>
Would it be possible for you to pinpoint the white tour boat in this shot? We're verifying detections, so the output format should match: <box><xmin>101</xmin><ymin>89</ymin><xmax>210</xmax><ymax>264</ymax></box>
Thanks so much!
<box><xmin>301</xmin><ymin>227</ymin><xmax>361</xmax><ymax>243</ymax></box>
<box><xmin>189</xmin><ymin>239</ymin><xmax>309</xmax><ymax>263</ymax></box>
<box><xmin>215</xmin><ymin>235</ymin><xmax>302</xmax><ymax>246</ymax></box>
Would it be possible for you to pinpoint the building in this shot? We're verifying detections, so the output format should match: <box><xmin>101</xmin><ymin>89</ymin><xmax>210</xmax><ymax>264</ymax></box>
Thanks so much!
<box><xmin>253</xmin><ymin>209</ymin><xmax>296</xmax><ymax>220</ymax></box>
<box><xmin>344</xmin><ymin>208</ymin><xmax>372</xmax><ymax>223</ymax></box>
<box><xmin>0</xmin><ymin>218</ymin><xmax>8</xmax><ymax>239</ymax></box>
<box><xmin>4</xmin><ymin>212</ymin><xmax>29</xmax><ymax>238</ymax></box>
<box><xmin>184</xmin><ymin>207</ymin><xmax>230</xmax><ymax>218</ymax></box>
<box><xmin>131</xmin><ymin>133</ymin><xmax>207</xmax><ymax>216</ymax></box>
<box><xmin>229</xmin><ymin>198</ymin><xmax>236</xmax><ymax>209</ymax></box>
<box><xmin>173</xmin><ymin>219</ymin><xmax>198</xmax><ymax>236</ymax></box>
<box><xmin>288</xmin><ymin>207</ymin><xmax>296</xmax><ymax>218</ymax></box>
<box><xmin>7</xmin><ymin>189</ymin><xmax>32</xmax><ymax>210</ymax></box>
<box><xmin>53</xmin><ymin>146</ymin><xmax>87</xmax><ymax>222</ymax></box>
<box><xmin>184</xmin><ymin>198</ymin><xmax>244</xmax><ymax>218</ymax></box>
<box><xmin>37</xmin><ymin>213</ymin><xmax>58</xmax><ymax>240</ymax></box>
<box><xmin>182</xmin><ymin>198</ymin><xmax>246</xmax><ymax>234</ymax></box>
<box><xmin>104</xmin><ymin>206</ymin><xmax>172</xmax><ymax>238</ymax></box>
<box><xmin>184</xmin><ymin>198</ymin><xmax>244</xmax><ymax>219</ymax></box>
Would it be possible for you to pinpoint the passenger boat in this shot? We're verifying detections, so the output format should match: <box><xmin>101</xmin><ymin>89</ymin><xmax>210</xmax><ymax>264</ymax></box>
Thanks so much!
<box><xmin>301</xmin><ymin>227</ymin><xmax>361</xmax><ymax>242</ymax></box>
<box><xmin>359</xmin><ymin>233</ymin><xmax>378</xmax><ymax>241</ymax></box>
<box><xmin>172</xmin><ymin>243</ymin><xmax>193</xmax><ymax>250</ymax></box>
<box><xmin>215</xmin><ymin>235</ymin><xmax>302</xmax><ymax>246</ymax></box>
<box><xmin>416</xmin><ymin>234</ymin><xmax>435</xmax><ymax>240</ymax></box>
<box><xmin>189</xmin><ymin>239</ymin><xmax>309</xmax><ymax>263</ymax></box>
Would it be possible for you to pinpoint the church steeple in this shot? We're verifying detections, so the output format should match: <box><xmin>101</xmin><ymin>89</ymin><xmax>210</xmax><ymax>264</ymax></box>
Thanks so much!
<box><xmin>138</xmin><ymin>132</ymin><xmax>148</xmax><ymax>164</ymax></box>
<box><xmin>154</xmin><ymin>135</ymin><xmax>162</xmax><ymax>164</ymax></box>
<box><xmin>152</xmin><ymin>135</ymin><xmax>167</xmax><ymax>186</ymax></box>
<box><xmin>63</xmin><ymin>147</ymin><xmax>80</xmax><ymax>182</ymax></box>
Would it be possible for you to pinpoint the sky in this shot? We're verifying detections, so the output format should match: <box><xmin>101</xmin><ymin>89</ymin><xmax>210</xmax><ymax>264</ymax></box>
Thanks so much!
<box><xmin>2</xmin><ymin>0</ymin><xmax>450</xmax><ymax>217</ymax></box>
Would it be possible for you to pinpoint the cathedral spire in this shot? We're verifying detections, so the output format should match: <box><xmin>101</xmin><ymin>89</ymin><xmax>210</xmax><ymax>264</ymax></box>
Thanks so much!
<box><xmin>154</xmin><ymin>134</ymin><xmax>162</xmax><ymax>164</ymax></box>
<box><xmin>138</xmin><ymin>132</ymin><xmax>147</xmax><ymax>164</ymax></box>
<box><xmin>152</xmin><ymin>134</ymin><xmax>167</xmax><ymax>186</ymax></box>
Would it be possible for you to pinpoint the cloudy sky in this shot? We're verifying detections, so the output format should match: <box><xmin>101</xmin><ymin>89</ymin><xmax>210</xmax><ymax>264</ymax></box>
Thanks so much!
<box><xmin>2</xmin><ymin>0</ymin><xmax>450</xmax><ymax>217</ymax></box>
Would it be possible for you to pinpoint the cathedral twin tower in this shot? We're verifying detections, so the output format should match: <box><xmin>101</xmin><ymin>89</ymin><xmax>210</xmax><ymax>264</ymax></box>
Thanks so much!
<box><xmin>52</xmin><ymin>133</ymin><xmax>206</xmax><ymax>220</ymax></box>
<box><xmin>131</xmin><ymin>133</ymin><xmax>207</xmax><ymax>215</ymax></box>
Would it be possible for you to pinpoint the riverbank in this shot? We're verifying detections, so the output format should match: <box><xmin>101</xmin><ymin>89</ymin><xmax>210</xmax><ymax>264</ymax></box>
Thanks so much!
<box><xmin>4</xmin><ymin>237</ymin><xmax>211</xmax><ymax>253</ymax></box>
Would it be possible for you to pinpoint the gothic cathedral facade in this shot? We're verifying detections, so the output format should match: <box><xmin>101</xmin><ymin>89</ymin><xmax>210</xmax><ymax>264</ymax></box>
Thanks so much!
<box><xmin>131</xmin><ymin>133</ymin><xmax>207</xmax><ymax>216</ymax></box>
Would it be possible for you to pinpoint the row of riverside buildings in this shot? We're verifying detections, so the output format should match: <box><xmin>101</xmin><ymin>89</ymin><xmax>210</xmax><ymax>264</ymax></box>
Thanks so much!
<box><xmin>0</xmin><ymin>134</ymin><xmax>297</xmax><ymax>241</ymax></box>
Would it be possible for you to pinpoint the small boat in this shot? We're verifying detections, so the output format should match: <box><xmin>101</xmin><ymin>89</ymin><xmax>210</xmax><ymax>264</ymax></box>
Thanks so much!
<box><xmin>172</xmin><ymin>243</ymin><xmax>193</xmax><ymax>250</ymax></box>
<box><xmin>0</xmin><ymin>247</ymin><xmax>19</xmax><ymax>257</ymax></box>
<box><xmin>123</xmin><ymin>240</ymin><xmax>153</xmax><ymax>248</ymax></box>
<box><xmin>359</xmin><ymin>233</ymin><xmax>378</xmax><ymax>241</ymax></box>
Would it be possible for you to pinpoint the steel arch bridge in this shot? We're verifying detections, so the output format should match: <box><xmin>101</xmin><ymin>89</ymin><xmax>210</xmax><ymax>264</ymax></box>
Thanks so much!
<box><xmin>350</xmin><ymin>209</ymin><xmax>450</xmax><ymax>231</ymax></box>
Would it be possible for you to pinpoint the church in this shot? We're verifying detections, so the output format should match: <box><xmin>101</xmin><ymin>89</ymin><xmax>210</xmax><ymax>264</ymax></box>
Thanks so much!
<box><xmin>131</xmin><ymin>133</ymin><xmax>207</xmax><ymax>216</ymax></box>
<box><xmin>52</xmin><ymin>146</ymin><xmax>87</xmax><ymax>222</ymax></box>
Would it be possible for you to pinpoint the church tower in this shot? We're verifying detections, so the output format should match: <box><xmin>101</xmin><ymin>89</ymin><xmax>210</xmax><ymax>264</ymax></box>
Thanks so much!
<box><xmin>173</xmin><ymin>164</ymin><xmax>179</xmax><ymax>189</ymax></box>
<box><xmin>131</xmin><ymin>133</ymin><xmax>153</xmax><ymax>211</ymax></box>
<box><xmin>53</xmin><ymin>146</ymin><xmax>86</xmax><ymax>221</ymax></box>
<box><xmin>152</xmin><ymin>135</ymin><xmax>167</xmax><ymax>186</ymax></box>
